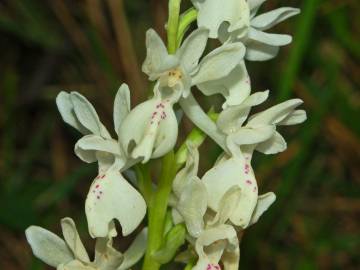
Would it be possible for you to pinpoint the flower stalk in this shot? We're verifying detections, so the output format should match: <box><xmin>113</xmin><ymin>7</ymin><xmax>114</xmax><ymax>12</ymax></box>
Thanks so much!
<box><xmin>142</xmin><ymin>2</ymin><xmax>182</xmax><ymax>269</ymax></box>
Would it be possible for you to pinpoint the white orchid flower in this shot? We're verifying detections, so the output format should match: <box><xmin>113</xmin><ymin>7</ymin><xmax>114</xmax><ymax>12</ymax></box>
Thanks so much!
<box><xmin>25</xmin><ymin>218</ymin><xmax>147</xmax><ymax>270</ymax></box>
<box><xmin>142</xmin><ymin>28</ymin><xmax>246</xmax><ymax>99</ymax></box>
<box><xmin>201</xmin><ymin>94</ymin><xmax>306</xmax><ymax>229</ymax></box>
<box><xmin>56</xmin><ymin>84</ymin><xmax>132</xmax><ymax>172</ymax></box>
<box><xmin>119</xmin><ymin>26</ymin><xmax>246</xmax><ymax>162</ymax></box>
<box><xmin>56</xmin><ymin>86</ymin><xmax>147</xmax><ymax>238</ymax></box>
<box><xmin>191</xmin><ymin>185</ymin><xmax>275</xmax><ymax>269</ymax></box>
<box><xmin>217</xmin><ymin>91</ymin><xmax>307</xmax><ymax>155</ymax></box>
<box><xmin>193</xmin><ymin>224</ymin><xmax>239</xmax><ymax>270</ymax></box>
<box><xmin>192</xmin><ymin>0</ymin><xmax>300</xmax><ymax>61</ymax></box>
<box><xmin>170</xmin><ymin>143</ymin><xmax>208</xmax><ymax>238</ymax></box>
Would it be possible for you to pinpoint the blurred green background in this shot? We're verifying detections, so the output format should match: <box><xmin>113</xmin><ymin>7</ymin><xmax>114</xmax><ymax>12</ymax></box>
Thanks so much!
<box><xmin>0</xmin><ymin>0</ymin><xmax>359</xmax><ymax>269</ymax></box>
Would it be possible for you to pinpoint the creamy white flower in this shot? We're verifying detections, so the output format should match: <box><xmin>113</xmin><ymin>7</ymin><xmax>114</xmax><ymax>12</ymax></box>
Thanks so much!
<box><xmin>192</xmin><ymin>0</ymin><xmax>300</xmax><ymax>61</ymax></box>
<box><xmin>25</xmin><ymin>218</ymin><xmax>147</xmax><ymax>270</ymax></box>
<box><xmin>142</xmin><ymin>28</ymin><xmax>246</xmax><ymax>99</ymax></box>
<box><xmin>56</xmin><ymin>84</ymin><xmax>131</xmax><ymax>171</ymax></box>
<box><xmin>170</xmin><ymin>143</ymin><xmax>208</xmax><ymax>238</ymax></box>
<box><xmin>141</xmin><ymin>28</ymin><xmax>246</xmax><ymax>153</ymax></box>
<box><xmin>170</xmin><ymin>146</ymin><xmax>277</xmax><ymax>269</ymax></box>
<box><xmin>201</xmin><ymin>93</ymin><xmax>306</xmax><ymax>229</ymax></box>
<box><xmin>56</xmin><ymin>86</ymin><xmax>146</xmax><ymax>238</ymax></box>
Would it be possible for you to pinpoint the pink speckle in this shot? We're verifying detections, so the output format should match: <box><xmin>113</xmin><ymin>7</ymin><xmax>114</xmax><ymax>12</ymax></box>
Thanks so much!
<box><xmin>246</xmin><ymin>180</ymin><xmax>252</xmax><ymax>185</ymax></box>
<box><xmin>206</xmin><ymin>264</ymin><xmax>220</xmax><ymax>270</ymax></box>
<box><xmin>244</xmin><ymin>164</ymin><xmax>250</xmax><ymax>174</ymax></box>
<box><xmin>101</xmin><ymin>175</ymin><xmax>105</xmax><ymax>179</ymax></box>
<box><xmin>95</xmin><ymin>184</ymin><xmax>99</xmax><ymax>188</ymax></box>
<box><xmin>95</xmin><ymin>175</ymin><xmax>100</xmax><ymax>179</ymax></box>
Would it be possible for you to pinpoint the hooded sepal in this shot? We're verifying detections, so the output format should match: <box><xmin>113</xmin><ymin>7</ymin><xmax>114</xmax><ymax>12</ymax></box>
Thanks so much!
<box><xmin>119</xmin><ymin>93</ymin><xmax>178</xmax><ymax>163</ymax></box>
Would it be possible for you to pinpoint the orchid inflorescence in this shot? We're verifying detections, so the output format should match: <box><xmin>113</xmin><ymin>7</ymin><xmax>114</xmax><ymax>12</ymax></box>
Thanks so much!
<box><xmin>25</xmin><ymin>1</ymin><xmax>306</xmax><ymax>269</ymax></box>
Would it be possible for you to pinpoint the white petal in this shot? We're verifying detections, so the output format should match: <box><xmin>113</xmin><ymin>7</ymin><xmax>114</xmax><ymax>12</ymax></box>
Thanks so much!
<box><xmin>25</xmin><ymin>226</ymin><xmax>73</xmax><ymax>267</ymax></box>
<box><xmin>177</xmin><ymin>28</ymin><xmax>209</xmax><ymax>73</ymax></box>
<box><xmin>61</xmin><ymin>218</ymin><xmax>90</xmax><ymax>263</ymax></box>
<box><xmin>58</xmin><ymin>260</ymin><xmax>93</xmax><ymax>270</ymax></box>
<box><xmin>119</xmin><ymin>97</ymin><xmax>178</xmax><ymax>163</ymax></box>
<box><xmin>177</xmin><ymin>178</ymin><xmax>208</xmax><ymax>238</ymax></box>
<box><xmin>251</xmin><ymin>7</ymin><xmax>300</xmax><ymax>31</ymax></box>
<box><xmin>114</xmin><ymin>84</ymin><xmax>131</xmax><ymax>135</ymax></box>
<box><xmin>172</xmin><ymin>142</ymin><xmax>199</xmax><ymax>197</ymax></box>
<box><xmin>245</xmin><ymin>41</ymin><xmax>279</xmax><ymax>61</ymax></box>
<box><xmin>179</xmin><ymin>93</ymin><xmax>227</xmax><ymax>151</ymax></box>
<box><xmin>85</xmin><ymin>169</ymin><xmax>146</xmax><ymax>238</ymax></box>
<box><xmin>75</xmin><ymin>135</ymin><xmax>124</xmax><ymax>172</ymax></box>
<box><xmin>193</xmin><ymin>225</ymin><xmax>239</xmax><ymax>270</ymax></box>
<box><xmin>56</xmin><ymin>92</ymin><xmax>89</xmax><ymax>135</ymax></box>
<box><xmin>195</xmin><ymin>0</ymin><xmax>250</xmax><ymax>39</ymax></box>
<box><xmin>70</xmin><ymin>92</ymin><xmax>111</xmax><ymax>138</ymax></box>
<box><xmin>196</xmin><ymin>62</ymin><xmax>251</xmax><ymax>108</ymax></box>
<box><xmin>278</xmin><ymin>109</ymin><xmax>307</xmax><ymax>125</ymax></box>
<box><xmin>248</xmin><ymin>28</ymin><xmax>292</xmax><ymax>46</ymax></box>
<box><xmin>172</xmin><ymin>208</ymin><xmax>184</xmax><ymax>225</ymax></box>
<box><xmin>94</xmin><ymin>237</ymin><xmax>123</xmax><ymax>270</ymax></box>
<box><xmin>142</xmin><ymin>29</ymin><xmax>179</xmax><ymax>79</ymax></box>
<box><xmin>217</xmin><ymin>105</ymin><xmax>251</xmax><ymax>135</ymax></box>
<box><xmin>249</xmin><ymin>192</ymin><xmax>276</xmax><ymax>225</ymax></box>
<box><xmin>207</xmin><ymin>186</ymin><xmax>241</xmax><ymax>227</ymax></box>
<box><xmin>202</xmin><ymin>157</ymin><xmax>258</xmax><ymax>228</ymax></box>
<box><xmin>247</xmin><ymin>99</ymin><xmax>304</xmax><ymax>126</ymax></box>
<box><xmin>231</xmin><ymin>125</ymin><xmax>275</xmax><ymax>145</ymax></box>
<box><xmin>192</xmin><ymin>43</ymin><xmax>246</xmax><ymax>85</ymax></box>
<box><xmin>255</xmin><ymin>131</ymin><xmax>287</xmax><ymax>154</ymax></box>
<box><xmin>217</xmin><ymin>90</ymin><xmax>269</xmax><ymax>134</ymax></box>
<box><xmin>118</xmin><ymin>228</ymin><xmax>148</xmax><ymax>270</ymax></box>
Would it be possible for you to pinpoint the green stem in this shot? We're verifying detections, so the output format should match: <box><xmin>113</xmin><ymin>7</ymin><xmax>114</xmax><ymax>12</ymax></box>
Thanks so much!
<box><xmin>177</xmin><ymin>8</ymin><xmax>198</xmax><ymax>47</ymax></box>
<box><xmin>184</xmin><ymin>258</ymin><xmax>196</xmax><ymax>270</ymax></box>
<box><xmin>142</xmin><ymin>2</ymin><xmax>182</xmax><ymax>269</ymax></box>
<box><xmin>142</xmin><ymin>152</ymin><xmax>178</xmax><ymax>270</ymax></box>
<box><xmin>134</xmin><ymin>164</ymin><xmax>153</xmax><ymax>204</ymax></box>
<box><xmin>167</xmin><ymin>0</ymin><xmax>182</xmax><ymax>54</ymax></box>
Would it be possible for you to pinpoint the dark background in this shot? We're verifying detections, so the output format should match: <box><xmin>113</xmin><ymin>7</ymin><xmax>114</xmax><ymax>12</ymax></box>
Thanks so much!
<box><xmin>0</xmin><ymin>0</ymin><xmax>359</xmax><ymax>269</ymax></box>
